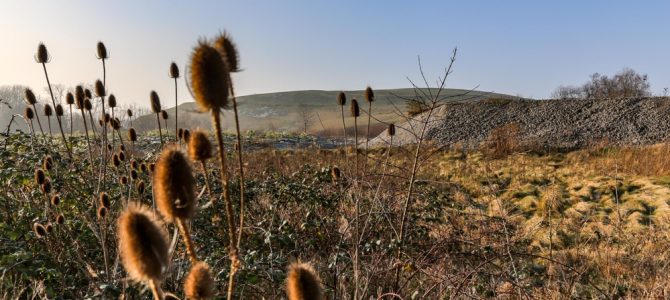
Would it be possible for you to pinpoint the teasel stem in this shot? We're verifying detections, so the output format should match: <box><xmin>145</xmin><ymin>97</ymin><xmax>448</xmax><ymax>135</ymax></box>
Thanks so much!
<box><xmin>88</xmin><ymin>110</ymin><xmax>98</xmax><ymax>141</ymax></box>
<box><xmin>99</xmin><ymin>214</ymin><xmax>110</xmax><ymax>282</ymax></box>
<box><xmin>229</xmin><ymin>85</ymin><xmax>246</xmax><ymax>250</ymax></box>
<box><xmin>68</xmin><ymin>104</ymin><xmax>73</xmax><ymax>138</ymax></box>
<box><xmin>27</xmin><ymin>119</ymin><xmax>35</xmax><ymax>150</ymax></box>
<box><xmin>176</xmin><ymin>218</ymin><xmax>198</xmax><ymax>264</ymax></box>
<box><xmin>148</xmin><ymin>279</ymin><xmax>164</xmax><ymax>300</ymax></box>
<box><xmin>41</xmin><ymin>63</ymin><xmax>73</xmax><ymax>159</ymax></box>
<box><xmin>173</xmin><ymin>77</ymin><xmax>178</xmax><ymax>142</ymax></box>
<box><xmin>46</xmin><ymin>115</ymin><xmax>53</xmax><ymax>140</ymax></box>
<box><xmin>211</xmin><ymin>110</ymin><xmax>239</xmax><ymax>300</ymax></box>
<box><xmin>80</xmin><ymin>108</ymin><xmax>94</xmax><ymax>173</ymax></box>
<box><xmin>340</xmin><ymin>105</ymin><xmax>348</xmax><ymax>165</ymax></box>
<box><xmin>111</xmin><ymin>107</ymin><xmax>115</xmax><ymax>151</ymax></box>
<box><xmin>201</xmin><ymin>161</ymin><xmax>213</xmax><ymax>199</ymax></box>
<box><xmin>163</xmin><ymin>118</ymin><xmax>169</xmax><ymax>139</ymax></box>
<box><xmin>365</xmin><ymin>100</ymin><xmax>372</xmax><ymax>172</ymax></box>
<box><xmin>156</xmin><ymin>113</ymin><xmax>164</xmax><ymax>148</ymax></box>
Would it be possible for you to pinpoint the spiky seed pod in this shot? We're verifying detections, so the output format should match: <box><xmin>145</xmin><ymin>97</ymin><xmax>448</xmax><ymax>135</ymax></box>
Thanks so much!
<box><xmin>178</xmin><ymin>128</ymin><xmax>184</xmax><ymax>141</ymax></box>
<box><xmin>36</xmin><ymin>43</ymin><xmax>49</xmax><ymax>63</ymax></box>
<box><xmin>364</xmin><ymin>86</ymin><xmax>374</xmax><ymax>102</ymax></box>
<box><xmin>24</xmin><ymin>107</ymin><xmax>34</xmax><ymax>120</ymax></box>
<box><xmin>33</xmin><ymin>223</ymin><xmax>47</xmax><ymax>237</ymax></box>
<box><xmin>119</xmin><ymin>144</ymin><xmax>126</xmax><ymax>152</ymax></box>
<box><xmin>66</xmin><ymin>92</ymin><xmax>75</xmax><ymax>105</ymax></box>
<box><xmin>127</xmin><ymin>109</ymin><xmax>133</xmax><ymax>117</ymax></box>
<box><xmin>44</xmin><ymin>104</ymin><xmax>53</xmax><ymax>116</ymax></box>
<box><xmin>140</xmin><ymin>163</ymin><xmax>148</xmax><ymax>173</ymax></box>
<box><xmin>182</xmin><ymin>130</ymin><xmax>191</xmax><ymax>142</ymax></box>
<box><xmin>128</xmin><ymin>128</ymin><xmax>137</xmax><ymax>142</ymax></box>
<box><xmin>213</xmin><ymin>31</ymin><xmax>240</xmax><ymax>73</ymax></box>
<box><xmin>108</xmin><ymin>94</ymin><xmax>117</xmax><ymax>108</ymax></box>
<box><xmin>130</xmin><ymin>169</ymin><xmax>138</xmax><ymax>180</ymax></box>
<box><xmin>111</xmin><ymin>118</ymin><xmax>121</xmax><ymax>130</ymax></box>
<box><xmin>387</xmin><ymin>123</ymin><xmax>396</xmax><ymax>136</ymax></box>
<box><xmin>161</xmin><ymin>110</ymin><xmax>168</xmax><ymax>120</ymax></box>
<box><xmin>107</xmin><ymin>144</ymin><xmax>113</xmax><ymax>151</ymax></box>
<box><xmin>149</xmin><ymin>163</ymin><xmax>155</xmax><ymax>173</ymax></box>
<box><xmin>35</xmin><ymin>169</ymin><xmax>45</xmax><ymax>185</ymax></box>
<box><xmin>41</xmin><ymin>178</ymin><xmax>52</xmax><ymax>194</ymax></box>
<box><xmin>56</xmin><ymin>214</ymin><xmax>65</xmax><ymax>225</ymax></box>
<box><xmin>130</xmin><ymin>160</ymin><xmax>139</xmax><ymax>170</ymax></box>
<box><xmin>43</xmin><ymin>155</ymin><xmax>53</xmax><ymax>171</ymax></box>
<box><xmin>189</xmin><ymin>42</ymin><xmax>229</xmax><ymax>112</ymax></box>
<box><xmin>99</xmin><ymin>192</ymin><xmax>111</xmax><ymax>209</ymax></box>
<box><xmin>331</xmin><ymin>167</ymin><xmax>340</xmax><ymax>184</ymax></box>
<box><xmin>136</xmin><ymin>180</ymin><xmax>145</xmax><ymax>194</ymax></box>
<box><xmin>119</xmin><ymin>151</ymin><xmax>126</xmax><ymax>162</ymax></box>
<box><xmin>84</xmin><ymin>89</ymin><xmax>92</xmax><ymax>100</ymax></box>
<box><xmin>50</xmin><ymin>195</ymin><xmax>60</xmax><ymax>206</ymax></box>
<box><xmin>95</xmin><ymin>80</ymin><xmax>106</xmax><ymax>97</ymax></box>
<box><xmin>97</xmin><ymin>206</ymin><xmax>108</xmax><ymax>220</ymax></box>
<box><xmin>188</xmin><ymin>130</ymin><xmax>213</xmax><ymax>162</ymax></box>
<box><xmin>55</xmin><ymin>104</ymin><xmax>64</xmax><ymax>117</ymax></box>
<box><xmin>103</xmin><ymin>113</ymin><xmax>111</xmax><ymax>124</ymax></box>
<box><xmin>184</xmin><ymin>262</ymin><xmax>215</xmax><ymax>300</ymax></box>
<box><xmin>117</xmin><ymin>205</ymin><xmax>169</xmax><ymax>283</ymax></box>
<box><xmin>120</xmin><ymin>176</ymin><xmax>128</xmax><ymax>185</ymax></box>
<box><xmin>113</xmin><ymin>154</ymin><xmax>121</xmax><ymax>167</ymax></box>
<box><xmin>350</xmin><ymin>99</ymin><xmax>360</xmax><ymax>117</ymax></box>
<box><xmin>75</xmin><ymin>86</ymin><xmax>85</xmax><ymax>109</ymax></box>
<box><xmin>169</xmin><ymin>62</ymin><xmax>180</xmax><ymax>79</ymax></box>
<box><xmin>337</xmin><ymin>92</ymin><xmax>346</xmax><ymax>106</ymax></box>
<box><xmin>24</xmin><ymin>88</ymin><xmax>37</xmax><ymax>105</ymax></box>
<box><xmin>45</xmin><ymin>223</ymin><xmax>53</xmax><ymax>233</ymax></box>
<box><xmin>286</xmin><ymin>262</ymin><xmax>324</xmax><ymax>300</ymax></box>
<box><xmin>150</xmin><ymin>91</ymin><xmax>161</xmax><ymax>113</ymax></box>
<box><xmin>84</xmin><ymin>99</ymin><xmax>93</xmax><ymax>111</ymax></box>
<box><xmin>154</xmin><ymin>147</ymin><xmax>196</xmax><ymax>221</ymax></box>
<box><xmin>96</xmin><ymin>41</ymin><xmax>108</xmax><ymax>59</ymax></box>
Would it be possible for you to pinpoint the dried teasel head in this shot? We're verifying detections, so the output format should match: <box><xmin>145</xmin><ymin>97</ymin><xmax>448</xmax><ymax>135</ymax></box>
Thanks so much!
<box><xmin>75</xmin><ymin>86</ymin><xmax>85</xmax><ymax>109</ymax></box>
<box><xmin>24</xmin><ymin>107</ymin><xmax>34</xmax><ymax>120</ymax></box>
<box><xmin>128</xmin><ymin>128</ymin><xmax>137</xmax><ymax>142</ymax></box>
<box><xmin>50</xmin><ymin>195</ymin><xmax>60</xmax><ymax>206</ymax></box>
<box><xmin>103</xmin><ymin>113</ymin><xmax>111</xmax><ymax>124</ymax></box>
<box><xmin>41</xmin><ymin>178</ymin><xmax>52</xmax><ymax>194</ymax></box>
<box><xmin>130</xmin><ymin>169</ymin><xmax>138</xmax><ymax>180</ymax></box>
<box><xmin>120</xmin><ymin>176</ymin><xmax>128</xmax><ymax>185</ymax></box>
<box><xmin>117</xmin><ymin>205</ymin><xmax>169</xmax><ymax>283</ymax></box>
<box><xmin>331</xmin><ymin>167</ymin><xmax>341</xmax><ymax>184</ymax></box>
<box><xmin>150</xmin><ymin>91</ymin><xmax>161</xmax><ymax>113</ymax></box>
<box><xmin>95</xmin><ymin>80</ymin><xmax>106</xmax><ymax>97</ymax></box>
<box><xmin>33</xmin><ymin>223</ymin><xmax>47</xmax><ymax>237</ymax></box>
<box><xmin>56</xmin><ymin>214</ymin><xmax>65</xmax><ymax>225</ymax></box>
<box><xmin>96</xmin><ymin>41</ymin><xmax>108</xmax><ymax>59</ymax></box>
<box><xmin>84</xmin><ymin>88</ymin><xmax>92</xmax><ymax>100</ymax></box>
<box><xmin>111</xmin><ymin>118</ymin><xmax>121</xmax><ymax>130</ymax></box>
<box><xmin>24</xmin><ymin>88</ymin><xmax>37</xmax><ymax>105</ymax></box>
<box><xmin>99</xmin><ymin>192</ymin><xmax>111</xmax><ymax>209</ymax></box>
<box><xmin>34</xmin><ymin>168</ymin><xmax>46</xmax><ymax>185</ymax></box>
<box><xmin>107</xmin><ymin>144</ymin><xmax>113</xmax><ymax>151</ymax></box>
<box><xmin>118</xmin><ymin>151</ymin><xmax>126</xmax><ymax>161</ymax></box>
<box><xmin>55</xmin><ymin>104</ymin><xmax>64</xmax><ymax>117</ymax></box>
<box><xmin>36</xmin><ymin>43</ymin><xmax>49</xmax><ymax>63</ymax></box>
<box><xmin>154</xmin><ymin>147</ymin><xmax>196</xmax><ymax>222</ymax></box>
<box><xmin>184</xmin><ymin>261</ymin><xmax>215</xmax><ymax>300</ymax></box>
<box><xmin>66</xmin><ymin>92</ymin><xmax>75</xmax><ymax>105</ymax></box>
<box><xmin>286</xmin><ymin>262</ymin><xmax>324</xmax><ymax>300</ymax></box>
<box><xmin>387</xmin><ymin>123</ymin><xmax>396</xmax><ymax>136</ymax></box>
<box><xmin>189</xmin><ymin>41</ymin><xmax>229</xmax><ymax>112</ymax></box>
<box><xmin>213</xmin><ymin>31</ymin><xmax>240</xmax><ymax>73</ymax></box>
<box><xmin>364</xmin><ymin>86</ymin><xmax>374</xmax><ymax>102</ymax></box>
<box><xmin>140</xmin><ymin>163</ymin><xmax>148</xmax><ymax>173</ymax></box>
<box><xmin>119</xmin><ymin>144</ymin><xmax>126</xmax><ymax>152</ymax></box>
<box><xmin>161</xmin><ymin>110</ymin><xmax>168</xmax><ymax>120</ymax></box>
<box><xmin>188</xmin><ymin>130</ymin><xmax>212</xmax><ymax>162</ymax></box>
<box><xmin>337</xmin><ymin>92</ymin><xmax>346</xmax><ymax>106</ymax></box>
<box><xmin>169</xmin><ymin>62</ymin><xmax>180</xmax><ymax>79</ymax></box>
<box><xmin>108</xmin><ymin>94</ymin><xmax>117</xmax><ymax>108</ymax></box>
<box><xmin>350</xmin><ymin>99</ymin><xmax>360</xmax><ymax>117</ymax></box>
<box><xmin>84</xmin><ymin>99</ymin><xmax>93</xmax><ymax>111</ymax></box>
<box><xmin>127</xmin><ymin>109</ymin><xmax>133</xmax><ymax>117</ymax></box>
<box><xmin>42</xmin><ymin>155</ymin><xmax>53</xmax><ymax>171</ymax></box>
<box><xmin>113</xmin><ymin>154</ymin><xmax>121</xmax><ymax>167</ymax></box>
<box><xmin>97</xmin><ymin>206</ymin><xmax>108</xmax><ymax>220</ymax></box>
<box><xmin>45</xmin><ymin>223</ymin><xmax>53</xmax><ymax>233</ymax></box>
<box><xmin>130</xmin><ymin>160</ymin><xmax>139</xmax><ymax>170</ymax></box>
<box><xmin>178</xmin><ymin>128</ymin><xmax>184</xmax><ymax>140</ymax></box>
<box><xmin>136</xmin><ymin>180</ymin><xmax>145</xmax><ymax>194</ymax></box>
<box><xmin>182</xmin><ymin>129</ymin><xmax>191</xmax><ymax>142</ymax></box>
<box><xmin>44</xmin><ymin>104</ymin><xmax>53</xmax><ymax>117</ymax></box>
<box><xmin>149</xmin><ymin>163</ymin><xmax>155</xmax><ymax>173</ymax></box>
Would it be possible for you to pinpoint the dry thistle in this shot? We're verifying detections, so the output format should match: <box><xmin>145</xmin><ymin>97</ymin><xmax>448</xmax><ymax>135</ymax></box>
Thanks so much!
<box><xmin>96</xmin><ymin>41</ymin><xmax>108</xmax><ymax>59</ymax></box>
<box><xmin>84</xmin><ymin>99</ymin><xmax>93</xmax><ymax>111</ymax></box>
<box><xmin>43</xmin><ymin>155</ymin><xmax>53</xmax><ymax>171</ymax></box>
<box><xmin>337</xmin><ymin>92</ymin><xmax>346</xmax><ymax>106</ymax></box>
<box><xmin>130</xmin><ymin>160</ymin><xmax>139</xmax><ymax>170</ymax></box>
<box><xmin>169</xmin><ymin>62</ymin><xmax>180</xmax><ymax>78</ymax></box>
<box><xmin>128</xmin><ymin>128</ymin><xmax>137</xmax><ymax>142</ymax></box>
<box><xmin>136</xmin><ymin>180</ymin><xmax>145</xmax><ymax>195</ymax></box>
<box><xmin>75</xmin><ymin>87</ymin><xmax>85</xmax><ymax>109</ymax></box>
<box><xmin>161</xmin><ymin>110</ymin><xmax>168</xmax><ymax>120</ymax></box>
<box><xmin>108</xmin><ymin>94</ymin><xmax>117</xmax><ymax>108</ymax></box>
<box><xmin>36</xmin><ymin>43</ymin><xmax>49</xmax><ymax>63</ymax></box>
<box><xmin>41</xmin><ymin>178</ymin><xmax>51</xmax><ymax>194</ymax></box>
<box><xmin>24</xmin><ymin>89</ymin><xmax>37</xmax><ymax>105</ymax></box>
<box><xmin>190</xmin><ymin>42</ymin><xmax>229</xmax><ymax>112</ymax></box>
<box><xmin>112</xmin><ymin>154</ymin><xmax>121</xmax><ymax>167</ymax></box>
<box><xmin>120</xmin><ymin>176</ymin><xmax>128</xmax><ymax>185</ymax></box>
<box><xmin>213</xmin><ymin>31</ymin><xmax>240</xmax><ymax>73</ymax></box>
<box><xmin>364</xmin><ymin>86</ymin><xmax>374</xmax><ymax>102</ymax></box>
<box><xmin>100</xmin><ymin>192</ymin><xmax>111</xmax><ymax>209</ymax></box>
<box><xmin>45</xmin><ymin>223</ymin><xmax>53</xmax><ymax>234</ymax></box>
<box><xmin>84</xmin><ymin>89</ymin><xmax>92</xmax><ymax>100</ymax></box>
<box><xmin>286</xmin><ymin>262</ymin><xmax>324</xmax><ymax>300</ymax></box>
<box><xmin>119</xmin><ymin>151</ymin><xmax>126</xmax><ymax>161</ymax></box>
<box><xmin>182</xmin><ymin>129</ymin><xmax>191</xmax><ymax>143</ymax></box>
<box><xmin>55</xmin><ymin>104</ymin><xmax>64</xmax><ymax>117</ymax></box>
<box><xmin>140</xmin><ymin>163</ymin><xmax>148</xmax><ymax>173</ymax></box>
<box><xmin>149</xmin><ymin>163</ymin><xmax>155</xmax><ymax>173</ymax></box>
<box><xmin>188</xmin><ymin>130</ymin><xmax>213</xmax><ymax>162</ymax></box>
<box><xmin>95</xmin><ymin>80</ymin><xmax>106</xmax><ymax>97</ymax></box>
<box><xmin>131</xmin><ymin>169</ymin><xmax>138</xmax><ymax>180</ymax></box>
<box><xmin>35</xmin><ymin>169</ymin><xmax>45</xmax><ymax>185</ymax></box>
<box><xmin>350</xmin><ymin>99</ymin><xmax>360</xmax><ymax>117</ymax></box>
<box><xmin>388</xmin><ymin>123</ymin><xmax>396</xmax><ymax>136</ymax></box>
<box><xmin>184</xmin><ymin>262</ymin><xmax>215</xmax><ymax>300</ymax></box>
<box><xmin>56</xmin><ymin>214</ymin><xmax>65</xmax><ymax>225</ymax></box>
<box><xmin>154</xmin><ymin>147</ymin><xmax>195</xmax><ymax>221</ymax></box>
<box><xmin>97</xmin><ymin>206</ymin><xmax>108</xmax><ymax>220</ymax></box>
<box><xmin>25</xmin><ymin>107</ymin><xmax>34</xmax><ymax>119</ymax></box>
<box><xmin>43</xmin><ymin>104</ymin><xmax>52</xmax><ymax>117</ymax></box>
<box><xmin>150</xmin><ymin>91</ymin><xmax>161</xmax><ymax>114</ymax></box>
<box><xmin>331</xmin><ymin>167</ymin><xmax>341</xmax><ymax>184</ymax></box>
<box><xmin>127</xmin><ymin>109</ymin><xmax>133</xmax><ymax>117</ymax></box>
<box><xmin>66</xmin><ymin>92</ymin><xmax>74</xmax><ymax>105</ymax></box>
<box><xmin>50</xmin><ymin>195</ymin><xmax>60</xmax><ymax>206</ymax></box>
<box><xmin>33</xmin><ymin>223</ymin><xmax>47</xmax><ymax>238</ymax></box>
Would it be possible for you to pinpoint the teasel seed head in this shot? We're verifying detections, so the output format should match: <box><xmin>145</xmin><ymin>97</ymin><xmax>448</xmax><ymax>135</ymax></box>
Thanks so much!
<box><xmin>119</xmin><ymin>151</ymin><xmax>126</xmax><ymax>162</ymax></box>
<box><xmin>43</xmin><ymin>155</ymin><xmax>53</xmax><ymax>170</ymax></box>
<box><xmin>140</xmin><ymin>163</ymin><xmax>148</xmax><ymax>173</ymax></box>
<box><xmin>75</xmin><ymin>86</ymin><xmax>85</xmax><ymax>109</ymax></box>
<box><xmin>387</xmin><ymin>123</ymin><xmax>396</xmax><ymax>136</ymax></box>
<box><xmin>97</xmin><ymin>206</ymin><xmax>108</xmax><ymax>220</ymax></box>
<box><xmin>286</xmin><ymin>262</ymin><xmax>324</xmax><ymax>300</ymax></box>
<box><xmin>148</xmin><ymin>91</ymin><xmax>161</xmax><ymax>113</ymax></box>
<box><xmin>24</xmin><ymin>107</ymin><xmax>34</xmax><ymax>120</ymax></box>
<box><xmin>127</xmin><ymin>109</ymin><xmax>133</xmax><ymax>117</ymax></box>
<box><xmin>350</xmin><ymin>99</ymin><xmax>360</xmax><ymax>117</ymax></box>
<box><xmin>149</xmin><ymin>163</ymin><xmax>155</xmax><ymax>173</ymax></box>
<box><xmin>178</xmin><ymin>128</ymin><xmax>184</xmax><ymax>140</ymax></box>
<box><xmin>120</xmin><ymin>176</ymin><xmax>128</xmax><ymax>185</ymax></box>
<box><xmin>131</xmin><ymin>169</ymin><xmax>138</xmax><ymax>180</ymax></box>
<box><xmin>66</xmin><ymin>92</ymin><xmax>75</xmax><ymax>105</ymax></box>
<box><xmin>161</xmin><ymin>110</ymin><xmax>168</xmax><ymax>120</ymax></box>
<box><xmin>108</xmin><ymin>94</ymin><xmax>117</xmax><ymax>108</ymax></box>
<box><xmin>154</xmin><ymin>147</ymin><xmax>196</xmax><ymax>221</ymax></box>
<box><xmin>43</xmin><ymin>104</ymin><xmax>53</xmax><ymax>117</ymax></box>
<box><xmin>55</xmin><ymin>104</ymin><xmax>64</xmax><ymax>117</ymax></box>
<box><xmin>96</xmin><ymin>41</ymin><xmax>108</xmax><ymax>59</ymax></box>
<box><xmin>331</xmin><ymin>167</ymin><xmax>341</xmax><ymax>184</ymax></box>
<box><xmin>182</xmin><ymin>129</ymin><xmax>191</xmax><ymax>143</ymax></box>
<box><xmin>56</xmin><ymin>214</ymin><xmax>65</xmax><ymax>225</ymax></box>
<box><xmin>364</xmin><ymin>86</ymin><xmax>374</xmax><ymax>102</ymax></box>
<box><xmin>99</xmin><ymin>192</ymin><xmax>111</xmax><ymax>209</ymax></box>
<box><xmin>128</xmin><ymin>128</ymin><xmax>138</xmax><ymax>142</ymax></box>
<box><xmin>95</xmin><ymin>80</ymin><xmax>106</xmax><ymax>97</ymax></box>
<box><xmin>102</xmin><ymin>113</ymin><xmax>111</xmax><ymax>125</ymax></box>
<box><xmin>188</xmin><ymin>130</ymin><xmax>213</xmax><ymax>162</ymax></box>
<box><xmin>36</xmin><ymin>43</ymin><xmax>49</xmax><ymax>64</ymax></box>
<box><xmin>35</xmin><ymin>169</ymin><xmax>45</xmax><ymax>185</ymax></box>
<box><xmin>189</xmin><ymin>41</ymin><xmax>230</xmax><ymax>112</ymax></box>
<box><xmin>117</xmin><ymin>204</ymin><xmax>169</xmax><ymax>283</ymax></box>
<box><xmin>84</xmin><ymin>88</ymin><xmax>92</xmax><ymax>100</ymax></box>
<box><xmin>45</xmin><ymin>223</ymin><xmax>53</xmax><ymax>233</ymax></box>
<box><xmin>33</xmin><ymin>223</ymin><xmax>47</xmax><ymax>238</ymax></box>
<box><xmin>84</xmin><ymin>99</ymin><xmax>93</xmax><ymax>111</ymax></box>
<box><xmin>111</xmin><ymin>118</ymin><xmax>121</xmax><ymax>130</ymax></box>
<box><xmin>184</xmin><ymin>261</ymin><xmax>215</xmax><ymax>300</ymax></box>
<box><xmin>136</xmin><ymin>180</ymin><xmax>145</xmax><ymax>195</ymax></box>
<box><xmin>50</xmin><ymin>195</ymin><xmax>60</xmax><ymax>206</ymax></box>
<box><xmin>119</xmin><ymin>144</ymin><xmax>126</xmax><ymax>152</ymax></box>
<box><xmin>130</xmin><ymin>160</ymin><xmax>138</xmax><ymax>170</ymax></box>
<box><xmin>107</xmin><ymin>144</ymin><xmax>113</xmax><ymax>151</ymax></box>
<box><xmin>337</xmin><ymin>92</ymin><xmax>346</xmax><ymax>106</ymax></box>
<box><xmin>213</xmin><ymin>31</ymin><xmax>241</xmax><ymax>73</ymax></box>
<box><xmin>41</xmin><ymin>178</ymin><xmax>52</xmax><ymax>194</ymax></box>
<box><xmin>169</xmin><ymin>62</ymin><xmax>180</xmax><ymax>79</ymax></box>
<box><xmin>113</xmin><ymin>154</ymin><xmax>121</xmax><ymax>167</ymax></box>
<box><xmin>24</xmin><ymin>88</ymin><xmax>37</xmax><ymax>105</ymax></box>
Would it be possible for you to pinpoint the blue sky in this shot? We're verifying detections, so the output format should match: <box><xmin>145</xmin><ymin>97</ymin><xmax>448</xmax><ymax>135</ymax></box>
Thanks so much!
<box><xmin>1</xmin><ymin>1</ymin><xmax>669</xmax><ymax>106</ymax></box>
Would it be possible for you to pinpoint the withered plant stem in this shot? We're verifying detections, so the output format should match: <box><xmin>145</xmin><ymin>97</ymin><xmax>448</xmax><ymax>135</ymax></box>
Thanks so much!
<box><xmin>41</xmin><ymin>62</ymin><xmax>73</xmax><ymax>159</ymax></box>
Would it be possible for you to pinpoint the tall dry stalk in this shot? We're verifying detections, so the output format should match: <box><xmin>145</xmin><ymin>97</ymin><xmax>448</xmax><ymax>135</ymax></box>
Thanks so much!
<box><xmin>337</xmin><ymin>92</ymin><xmax>347</xmax><ymax>163</ymax></box>
<box><xmin>350</xmin><ymin>98</ymin><xmax>360</xmax><ymax>299</ymax></box>
<box><xmin>150</xmin><ymin>91</ymin><xmax>164</xmax><ymax>148</ymax></box>
<box><xmin>364</xmin><ymin>86</ymin><xmax>374</xmax><ymax>171</ymax></box>
<box><xmin>169</xmin><ymin>62</ymin><xmax>180</xmax><ymax>142</ymax></box>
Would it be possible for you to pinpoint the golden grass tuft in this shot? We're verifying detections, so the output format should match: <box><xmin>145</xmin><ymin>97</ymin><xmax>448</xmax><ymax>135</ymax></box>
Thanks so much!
<box><xmin>286</xmin><ymin>262</ymin><xmax>324</xmax><ymax>300</ymax></box>
<box><xmin>184</xmin><ymin>261</ymin><xmax>215</xmax><ymax>300</ymax></box>
<box><xmin>189</xmin><ymin>41</ymin><xmax>229</xmax><ymax>112</ymax></box>
<box><xmin>154</xmin><ymin>147</ymin><xmax>196</xmax><ymax>221</ymax></box>
<box><xmin>188</xmin><ymin>130</ymin><xmax>213</xmax><ymax>162</ymax></box>
<box><xmin>117</xmin><ymin>204</ymin><xmax>169</xmax><ymax>283</ymax></box>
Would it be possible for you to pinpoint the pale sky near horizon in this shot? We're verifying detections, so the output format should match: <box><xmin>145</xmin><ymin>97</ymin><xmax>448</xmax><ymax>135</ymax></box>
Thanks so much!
<box><xmin>1</xmin><ymin>1</ymin><xmax>670</xmax><ymax>107</ymax></box>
